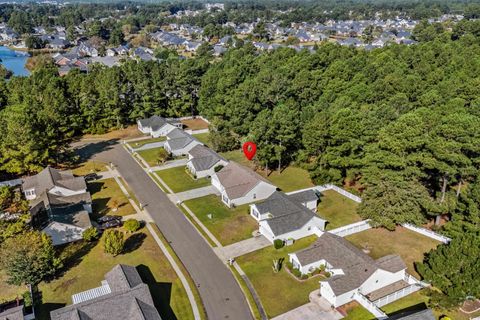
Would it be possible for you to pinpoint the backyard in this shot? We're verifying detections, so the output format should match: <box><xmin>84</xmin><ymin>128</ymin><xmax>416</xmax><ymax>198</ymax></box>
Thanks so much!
<box><xmin>192</xmin><ymin>132</ymin><xmax>211</xmax><ymax>147</ymax></box>
<box><xmin>36</xmin><ymin>228</ymin><xmax>194</xmax><ymax>320</ymax></box>
<box><xmin>317</xmin><ymin>190</ymin><xmax>362</xmax><ymax>230</ymax></box>
<box><xmin>155</xmin><ymin>166</ymin><xmax>210</xmax><ymax>193</ymax></box>
<box><xmin>181</xmin><ymin>118</ymin><xmax>209</xmax><ymax>130</ymax></box>
<box><xmin>88</xmin><ymin>178</ymin><xmax>135</xmax><ymax>219</ymax></box>
<box><xmin>345</xmin><ymin>226</ymin><xmax>440</xmax><ymax>279</ymax></box>
<box><xmin>72</xmin><ymin>160</ymin><xmax>107</xmax><ymax>176</ymax></box>
<box><xmin>236</xmin><ymin>236</ymin><xmax>319</xmax><ymax>318</ymax></box>
<box><xmin>183</xmin><ymin>195</ymin><xmax>257</xmax><ymax>245</ymax></box>
<box><xmin>220</xmin><ymin>149</ymin><xmax>314</xmax><ymax>192</ymax></box>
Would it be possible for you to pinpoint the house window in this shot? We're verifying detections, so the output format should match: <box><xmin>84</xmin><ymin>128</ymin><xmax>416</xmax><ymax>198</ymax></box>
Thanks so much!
<box><xmin>253</xmin><ymin>193</ymin><xmax>257</xmax><ymax>199</ymax></box>
<box><xmin>307</xmin><ymin>226</ymin><xmax>311</xmax><ymax>231</ymax></box>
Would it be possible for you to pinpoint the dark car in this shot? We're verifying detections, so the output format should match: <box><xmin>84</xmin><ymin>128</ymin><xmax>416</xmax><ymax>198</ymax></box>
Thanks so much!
<box><xmin>98</xmin><ymin>219</ymin><xmax>123</xmax><ymax>230</ymax></box>
<box><xmin>84</xmin><ymin>173</ymin><xmax>99</xmax><ymax>182</ymax></box>
<box><xmin>97</xmin><ymin>215</ymin><xmax>121</xmax><ymax>223</ymax></box>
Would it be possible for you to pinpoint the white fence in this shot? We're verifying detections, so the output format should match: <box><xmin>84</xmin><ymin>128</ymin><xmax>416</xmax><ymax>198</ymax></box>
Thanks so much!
<box><xmin>329</xmin><ymin>220</ymin><xmax>371</xmax><ymax>237</ymax></box>
<box><xmin>402</xmin><ymin>223</ymin><xmax>451</xmax><ymax>244</ymax></box>
<box><xmin>374</xmin><ymin>284</ymin><xmax>423</xmax><ymax>308</ymax></box>
<box><xmin>187</xmin><ymin>128</ymin><xmax>210</xmax><ymax>135</ymax></box>
<box><xmin>287</xmin><ymin>184</ymin><xmax>362</xmax><ymax>203</ymax></box>
<box><xmin>353</xmin><ymin>292</ymin><xmax>388</xmax><ymax>319</ymax></box>
<box><xmin>166</xmin><ymin>115</ymin><xmax>211</xmax><ymax>124</ymax></box>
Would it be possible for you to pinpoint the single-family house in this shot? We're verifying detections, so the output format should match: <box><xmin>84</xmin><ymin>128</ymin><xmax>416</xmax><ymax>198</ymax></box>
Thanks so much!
<box><xmin>50</xmin><ymin>264</ymin><xmax>162</xmax><ymax>320</ymax></box>
<box><xmin>22</xmin><ymin>166</ymin><xmax>92</xmax><ymax>245</ymax></box>
<box><xmin>164</xmin><ymin>128</ymin><xmax>203</xmax><ymax>156</ymax></box>
<box><xmin>137</xmin><ymin>115</ymin><xmax>182</xmax><ymax>137</ymax></box>
<box><xmin>186</xmin><ymin>144</ymin><xmax>228</xmax><ymax>178</ymax></box>
<box><xmin>250</xmin><ymin>190</ymin><xmax>325</xmax><ymax>243</ymax></box>
<box><xmin>211</xmin><ymin>162</ymin><xmax>277</xmax><ymax>207</ymax></box>
<box><xmin>289</xmin><ymin>232</ymin><xmax>409</xmax><ymax>308</ymax></box>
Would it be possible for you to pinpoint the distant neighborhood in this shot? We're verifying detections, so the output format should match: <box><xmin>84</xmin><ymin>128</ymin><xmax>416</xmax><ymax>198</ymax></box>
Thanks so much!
<box><xmin>0</xmin><ymin>2</ymin><xmax>467</xmax><ymax>75</ymax></box>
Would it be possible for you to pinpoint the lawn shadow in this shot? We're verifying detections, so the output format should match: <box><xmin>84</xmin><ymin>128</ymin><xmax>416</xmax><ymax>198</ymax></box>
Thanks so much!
<box><xmin>35</xmin><ymin>302</ymin><xmax>66</xmax><ymax>320</ymax></box>
<box><xmin>54</xmin><ymin>241</ymin><xmax>97</xmax><ymax>279</ymax></box>
<box><xmin>91</xmin><ymin>198</ymin><xmax>111</xmax><ymax>219</ymax></box>
<box><xmin>387</xmin><ymin>302</ymin><xmax>429</xmax><ymax>319</ymax></box>
<box><xmin>73</xmin><ymin>140</ymin><xmax>119</xmax><ymax>163</ymax></box>
<box><xmin>136</xmin><ymin>264</ymin><xmax>177</xmax><ymax>320</ymax></box>
<box><xmin>123</xmin><ymin>232</ymin><xmax>147</xmax><ymax>254</ymax></box>
<box><xmin>87</xmin><ymin>181</ymin><xmax>105</xmax><ymax>194</ymax></box>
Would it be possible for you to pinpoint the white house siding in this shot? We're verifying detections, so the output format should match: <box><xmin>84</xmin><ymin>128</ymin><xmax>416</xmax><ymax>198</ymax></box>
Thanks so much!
<box><xmin>49</xmin><ymin>186</ymin><xmax>86</xmax><ymax>197</ymax></box>
<box><xmin>334</xmin><ymin>288</ymin><xmax>358</xmax><ymax>307</ymax></box>
<box><xmin>289</xmin><ymin>254</ymin><xmax>326</xmax><ymax>275</ymax></box>
<box><xmin>190</xmin><ymin>159</ymin><xmax>228</xmax><ymax>179</ymax></box>
<box><xmin>187</xmin><ymin>161</ymin><xmax>196</xmax><ymax>175</ymax></box>
<box><xmin>249</xmin><ymin>204</ymin><xmax>269</xmax><ymax>221</ymax></box>
<box><xmin>259</xmin><ymin>217</ymin><xmax>325</xmax><ymax>243</ymax></box>
<box><xmin>211</xmin><ymin>174</ymin><xmax>224</xmax><ymax>193</ymax></box>
<box><xmin>137</xmin><ymin>120</ymin><xmax>150</xmax><ymax>134</ymax></box>
<box><xmin>360</xmin><ymin>269</ymin><xmax>406</xmax><ymax>295</ymax></box>
<box><xmin>320</xmin><ymin>282</ymin><xmax>338</xmax><ymax>307</ymax></box>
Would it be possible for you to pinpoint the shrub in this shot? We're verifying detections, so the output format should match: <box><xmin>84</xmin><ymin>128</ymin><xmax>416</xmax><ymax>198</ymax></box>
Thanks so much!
<box><xmin>82</xmin><ymin>227</ymin><xmax>99</xmax><ymax>242</ymax></box>
<box><xmin>22</xmin><ymin>291</ymin><xmax>32</xmax><ymax>307</ymax></box>
<box><xmin>319</xmin><ymin>264</ymin><xmax>326</xmax><ymax>272</ymax></box>
<box><xmin>301</xmin><ymin>274</ymin><xmax>309</xmax><ymax>280</ymax></box>
<box><xmin>324</xmin><ymin>271</ymin><xmax>331</xmax><ymax>278</ymax></box>
<box><xmin>103</xmin><ymin>229</ymin><xmax>125</xmax><ymax>256</ymax></box>
<box><xmin>286</xmin><ymin>261</ymin><xmax>293</xmax><ymax>271</ymax></box>
<box><xmin>123</xmin><ymin>219</ymin><xmax>141</xmax><ymax>233</ymax></box>
<box><xmin>273</xmin><ymin>239</ymin><xmax>284</xmax><ymax>249</ymax></box>
<box><xmin>214</xmin><ymin>164</ymin><xmax>224</xmax><ymax>172</ymax></box>
<box><xmin>292</xmin><ymin>268</ymin><xmax>302</xmax><ymax>278</ymax></box>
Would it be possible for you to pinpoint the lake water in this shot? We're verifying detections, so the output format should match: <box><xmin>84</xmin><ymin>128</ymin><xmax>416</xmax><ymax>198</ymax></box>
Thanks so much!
<box><xmin>0</xmin><ymin>46</ymin><xmax>30</xmax><ymax>77</ymax></box>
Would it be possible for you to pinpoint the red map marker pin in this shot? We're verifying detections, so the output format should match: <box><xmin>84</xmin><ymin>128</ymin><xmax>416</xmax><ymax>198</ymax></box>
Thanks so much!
<box><xmin>243</xmin><ymin>142</ymin><xmax>257</xmax><ymax>160</ymax></box>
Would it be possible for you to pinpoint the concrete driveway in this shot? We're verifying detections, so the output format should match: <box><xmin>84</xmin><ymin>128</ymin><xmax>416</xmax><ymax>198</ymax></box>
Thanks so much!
<box><xmin>173</xmin><ymin>185</ymin><xmax>219</xmax><ymax>202</ymax></box>
<box><xmin>74</xmin><ymin>141</ymin><xmax>252</xmax><ymax>320</ymax></box>
<box><xmin>272</xmin><ymin>291</ymin><xmax>343</xmax><ymax>320</ymax></box>
<box><xmin>132</xmin><ymin>141</ymin><xmax>165</xmax><ymax>151</ymax></box>
<box><xmin>150</xmin><ymin>158</ymin><xmax>188</xmax><ymax>171</ymax></box>
<box><xmin>216</xmin><ymin>235</ymin><xmax>271</xmax><ymax>261</ymax></box>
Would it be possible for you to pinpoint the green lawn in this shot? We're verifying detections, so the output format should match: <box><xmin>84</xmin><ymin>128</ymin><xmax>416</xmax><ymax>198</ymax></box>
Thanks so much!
<box><xmin>317</xmin><ymin>190</ymin><xmax>362</xmax><ymax>230</ymax></box>
<box><xmin>129</xmin><ymin>137</ymin><xmax>166</xmax><ymax>149</ymax></box>
<box><xmin>155</xmin><ymin>166</ymin><xmax>211</xmax><ymax>193</ymax></box>
<box><xmin>236</xmin><ymin>236</ymin><xmax>319</xmax><ymax>318</ymax></box>
<box><xmin>220</xmin><ymin>150</ymin><xmax>313</xmax><ymax>192</ymax></box>
<box><xmin>183</xmin><ymin>195</ymin><xmax>257</xmax><ymax>246</ymax></box>
<box><xmin>88</xmin><ymin>178</ymin><xmax>135</xmax><ymax>219</ymax></box>
<box><xmin>192</xmin><ymin>132</ymin><xmax>211</xmax><ymax>147</ymax></box>
<box><xmin>137</xmin><ymin>147</ymin><xmax>166</xmax><ymax>167</ymax></box>
<box><xmin>345</xmin><ymin>226</ymin><xmax>440</xmax><ymax>279</ymax></box>
<box><xmin>0</xmin><ymin>273</ymin><xmax>25</xmax><ymax>304</ymax></box>
<box><xmin>36</xmin><ymin>228</ymin><xmax>194</xmax><ymax>320</ymax></box>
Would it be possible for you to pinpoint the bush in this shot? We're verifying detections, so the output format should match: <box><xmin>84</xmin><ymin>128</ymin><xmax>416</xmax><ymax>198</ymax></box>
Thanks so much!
<box><xmin>292</xmin><ymin>268</ymin><xmax>302</xmax><ymax>278</ymax></box>
<box><xmin>82</xmin><ymin>227</ymin><xmax>99</xmax><ymax>242</ymax></box>
<box><xmin>123</xmin><ymin>219</ymin><xmax>141</xmax><ymax>233</ymax></box>
<box><xmin>273</xmin><ymin>239</ymin><xmax>284</xmax><ymax>249</ymax></box>
<box><xmin>301</xmin><ymin>274</ymin><xmax>309</xmax><ymax>280</ymax></box>
<box><xmin>286</xmin><ymin>261</ymin><xmax>293</xmax><ymax>271</ymax></box>
<box><xmin>22</xmin><ymin>291</ymin><xmax>32</xmax><ymax>307</ymax></box>
<box><xmin>214</xmin><ymin>164</ymin><xmax>224</xmax><ymax>172</ymax></box>
<box><xmin>324</xmin><ymin>271</ymin><xmax>331</xmax><ymax>278</ymax></box>
<box><xmin>103</xmin><ymin>229</ymin><xmax>125</xmax><ymax>256</ymax></box>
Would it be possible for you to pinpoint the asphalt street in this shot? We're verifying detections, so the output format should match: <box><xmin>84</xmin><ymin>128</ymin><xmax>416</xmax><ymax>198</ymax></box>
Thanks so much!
<box><xmin>75</xmin><ymin>140</ymin><xmax>253</xmax><ymax>320</ymax></box>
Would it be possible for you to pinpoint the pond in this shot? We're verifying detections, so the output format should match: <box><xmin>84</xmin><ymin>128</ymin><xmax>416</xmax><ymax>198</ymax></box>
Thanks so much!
<box><xmin>0</xmin><ymin>46</ymin><xmax>30</xmax><ymax>77</ymax></box>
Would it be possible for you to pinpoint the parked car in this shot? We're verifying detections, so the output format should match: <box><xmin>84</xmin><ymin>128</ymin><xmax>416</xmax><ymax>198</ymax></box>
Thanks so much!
<box><xmin>84</xmin><ymin>173</ymin><xmax>99</xmax><ymax>182</ymax></box>
<box><xmin>98</xmin><ymin>219</ymin><xmax>123</xmax><ymax>230</ymax></box>
<box><xmin>97</xmin><ymin>215</ymin><xmax>121</xmax><ymax>223</ymax></box>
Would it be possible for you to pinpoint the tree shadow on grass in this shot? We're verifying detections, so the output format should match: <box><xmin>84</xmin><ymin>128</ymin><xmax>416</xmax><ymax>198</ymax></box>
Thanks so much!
<box><xmin>137</xmin><ymin>264</ymin><xmax>177</xmax><ymax>320</ymax></box>
<box><xmin>87</xmin><ymin>181</ymin><xmax>105</xmax><ymax>194</ymax></box>
<box><xmin>73</xmin><ymin>140</ymin><xmax>118</xmax><ymax>163</ymax></box>
<box><xmin>387</xmin><ymin>302</ymin><xmax>429</xmax><ymax>319</ymax></box>
<box><xmin>123</xmin><ymin>232</ymin><xmax>146</xmax><ymax>254</ymax></box>
<box><xmin>54</xmin><ymin>241</ymin><xmax>97</xmax><ymax>279</ymax></box>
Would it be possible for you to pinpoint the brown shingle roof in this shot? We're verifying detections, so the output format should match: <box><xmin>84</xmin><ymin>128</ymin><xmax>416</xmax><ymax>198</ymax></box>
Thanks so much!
<box><xmin>215</xmin><ymin>162</ymin><xmax>274</xmax><ymax>199</ymax></box>
<box><xmin>22</xmin><ymin>166</ymin><xmax>86</xmax><ymax>192</ymax></box>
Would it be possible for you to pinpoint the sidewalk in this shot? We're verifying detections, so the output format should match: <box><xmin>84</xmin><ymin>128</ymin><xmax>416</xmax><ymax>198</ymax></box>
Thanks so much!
<box><xmin>106</xmin><ymin>165</ymin><xmax>202</xmax><ymax>320</ymax></box>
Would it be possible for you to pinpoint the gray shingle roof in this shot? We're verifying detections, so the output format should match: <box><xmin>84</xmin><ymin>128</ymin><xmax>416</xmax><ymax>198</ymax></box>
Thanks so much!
<box><xmin>375</xmin><ymin>255</ymin><xmax>407</xmax><ymax>273</ymax></box>
<box><xmin>294</xmin><ymin>233</ymin><xmax>406</xmax><ymax>295</ymax></box>
<box><xmin>256</xmin><ymin>191</ymin><xmax>322</xmax><ymax>236</ymax></box>
<box><xmin>287</xmin><ymin>190</ymin><xmax>319</xmax><ymax>204</ymax></box>
<box><xmin>165</xmin><ymin>129</ymin><xmax>200</xmax><ymax>151</ymax></box>
<box><xmin>390</xmin><ymin>309</ymin><xmax>435</xmax><ymax>320</ymax></box>
<box><xmin>188</xmin><ymin>145</ymin><xmax>226</xmax><ymax>171</ymax></box>
<box><xmin>138</xmin><ymin>115</ymin><xmax>180</xmax><ymax>132</ymax></box>
<box><xmin>50</xmin><ymin>265</ymin><xmax>162</xmax><ymax>320</ymax></box>
<box><xmin>23</xmin><ymin>166</ymin><xmax>86</xmax><ymax>192</ymax></box>
<box><xmin>215</xmin><ymin>162</ymin><xmax>274</xmax><ymax>199</ymax></box>
<box><xmin>0</xmin><ymin>305</ymin><xmax>24</xmax><ymax>320</ymax></box>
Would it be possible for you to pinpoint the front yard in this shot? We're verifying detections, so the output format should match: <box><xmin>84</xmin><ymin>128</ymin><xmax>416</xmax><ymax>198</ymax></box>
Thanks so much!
<box><xmin>36</xmin><ymin>228</ymin><xmax>194</xmax><ymax>320</ymax></box>
<box><xmin>317</xmin><ymin>190</ymin><xmax>362</xmax><ymax>230</ymax></box>
<box><xmin>72</xmin><ymin>160</ymin><xmax>107</xmax><ymax>176</ymax></box>
<box><xmin>137</xmin><ymin>147</ymin><xmax>166</xmax><ymax>167</ymax></box>
<box><xmin>236</xmin><ymin>236</ymin><xmax>319</xmax><ymax>318</ymax></box>
<box><xmin>345</xmin><ymin>226</ymin><xmax>440</xmax><ymax>279</ymax></box>
<box><xmin>129</xmin><ymin>137</ymin><xmax>166</xmax><ymax>149</ymax></box>
<box><xmin>88</xmin><ymin>178</ymin><xmax>135</xmax><ymax>219</ymax></box>
<box><xmin>183</xmin><ymin>195</ymin><xmax>257</xmax><ymax>246</ymax></box>
<box><xmin>155</xmin><ymin>166</ymin><xmax>210</xmax><ymax>193</ymax></box>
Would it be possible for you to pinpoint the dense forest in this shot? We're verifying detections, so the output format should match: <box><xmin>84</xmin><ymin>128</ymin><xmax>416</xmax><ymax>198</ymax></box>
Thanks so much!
<box><xmin>0</xmin><ymin>18</ymin><xmax>479</xmax><ymax>308</ymax></box>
